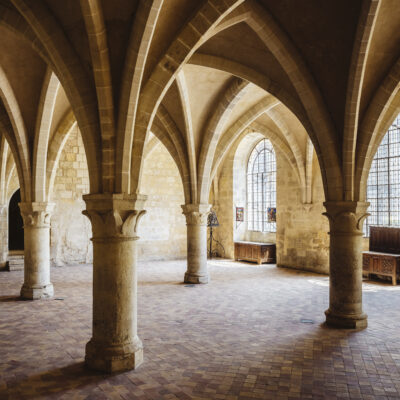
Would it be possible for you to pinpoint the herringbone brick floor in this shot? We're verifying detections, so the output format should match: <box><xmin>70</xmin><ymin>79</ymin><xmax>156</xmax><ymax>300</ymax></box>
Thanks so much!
<box><xmin>1</xmin><ymin>259</ymin><xmax>400</xmax><ymax>399</ymax></box>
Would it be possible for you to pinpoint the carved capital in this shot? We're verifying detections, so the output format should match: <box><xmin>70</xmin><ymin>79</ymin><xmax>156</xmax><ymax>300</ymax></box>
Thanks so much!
<box><xmin>181</xmin><ymin>203</ymin><xmax>211</xmax><ymax>226</ymax></box>
<box><xmin>323</xmin><ymin>201</ymin><xmax>370</xmax><ymax>236</ymax></box>
<box><xmin>19</xmin><ymin>202</ymin><xmax>55</xmax><ymax>228</ymax></box>
<box><xmin>83</xmin><ymin>193</ymin><xmax>147</xmax><ymax>241</ymax></box>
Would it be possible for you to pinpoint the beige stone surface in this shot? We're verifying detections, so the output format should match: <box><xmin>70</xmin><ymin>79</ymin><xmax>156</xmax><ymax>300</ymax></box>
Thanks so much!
<box><xmin>0</xmin><ymin>0</ymin><xmax>399</xmax><ymax>375</ymax></box>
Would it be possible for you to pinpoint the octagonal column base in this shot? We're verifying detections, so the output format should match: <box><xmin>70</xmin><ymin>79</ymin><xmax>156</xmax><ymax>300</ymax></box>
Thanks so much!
<box><xmin>184</xmin><ymin>272</ymin><xmax>209</xmax><ymax>284</ymax></box>
<box><xmin>325</xmin><ymin>309</ymin><xmax>368</xmax><ymax>329</ymax></box>
<box><xmin>20</xmin><ymin>283</ymin><xmax>54</xmax><ymax>300</ymax></box>
<box><xmin>85</xmin><ymin>338</ymin><xmax>143</xmax><ymax>373</ymax></box>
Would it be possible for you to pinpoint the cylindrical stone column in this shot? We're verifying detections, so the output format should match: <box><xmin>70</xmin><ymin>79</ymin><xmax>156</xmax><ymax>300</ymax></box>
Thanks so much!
<box><xmin>0</xmin><ymin>205</ymin><xmax>8</xmax><ymax>269</ymax></box>
<box><xmin>83</xmin><ymin>193</ymin><xmax>147</xmax><ymax>373</ymax></box>
<box><xmin>182</xmin><ymin>203</ymin><xmax>211</xmax><ymax>284</ymax></box>
<box><xmin>19</xmin><ymin>202</ymin><xmax>55</xmax><ymax>299</ymax></box>
<box><xmin>323</xmin><ymin>201</ymin><xmax>369</xmax><ymax>329</ymax></box>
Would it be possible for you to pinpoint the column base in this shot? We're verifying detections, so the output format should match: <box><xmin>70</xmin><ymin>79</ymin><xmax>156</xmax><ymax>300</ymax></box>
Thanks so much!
<box><xmin>85</xmin><ymin>338</ymin><xmax>143</xmax><ymax>373</ymax></box>
<box><xmin>184</xmin><ymin>272</ymin><xmax>209</xmax><ymax>284</ymax></box>
<box><xmin>20</xmin><ymin>283</ymin><xmax>54</xmax><ymax>300</ymax></box>
<box><xmin>325</xmin><ymin>309</ymin><xmax>368</xmax><ymax>329</ymax></box>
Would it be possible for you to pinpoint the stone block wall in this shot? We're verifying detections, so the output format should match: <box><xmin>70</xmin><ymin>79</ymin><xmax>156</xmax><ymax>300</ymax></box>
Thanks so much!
<box><xmin>49</xmin><ymin>129</ymin><xmax>186</xmax><ymax>265</ymax></box>
<box><xmin>50</xmin><ymin>125</ymin><xmax>92</xmax><ymax>266</ymax></box>
<box><xmin>139</xmin><ymin>143</ymin><xmax>186</xmax><ymax>260</ymax></box>
<box><xmin>214</xmin><ymin>138</ymin><xmax>330</xmax><ymax>274</ymax></box>
<box><xmin>276</xmin><ymin>157</ymin><xmax>329</xmax><ymax>274</ymax></box>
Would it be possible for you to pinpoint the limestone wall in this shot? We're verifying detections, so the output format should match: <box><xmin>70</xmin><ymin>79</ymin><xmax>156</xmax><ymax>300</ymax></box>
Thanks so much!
<box><xmin>276</xmin><ymin>156</ymin><xmax>329</xmax><ymax>274</ymax></box>
<box><xmin>138</xmin><ymin>143</ymin><xmax>186</xmax><ymax>260</ymax></box>
<box><xmin>215</xmin><ymin>136</ymin><xmax>330</xmax><ymax>274</ymax></box>
<box><xmin>50</xmin><ymin>125</ymin><xmax>92</xmax><ymax>266</ymax></box>
<box><xmin>49</xmin><ymin>129</ymin><xmax>186</xmax><ymax>265</ymax></box>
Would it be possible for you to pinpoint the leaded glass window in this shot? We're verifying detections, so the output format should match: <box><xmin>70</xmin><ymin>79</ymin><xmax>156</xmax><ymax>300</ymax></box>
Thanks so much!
<box><xmin>365</xmin><ymin>114</ymin><xmax>400</xmax><ymax>236</ymax></box>
<box><xmin>247</xmin><ymin>139</ymin><xmax>276</xmax><ymax>232</ymax></box>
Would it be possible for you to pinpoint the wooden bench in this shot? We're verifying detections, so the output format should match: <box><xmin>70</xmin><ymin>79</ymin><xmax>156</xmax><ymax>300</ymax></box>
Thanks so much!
<box><xmin>363</xmin><ymin>226</ymin><xmax>400</xmax><ymax>285</ymax></box>
<box><xmin>234</xmin><ymin>241</ymin><xmax>276</xmax><ymax>264</ymax></box>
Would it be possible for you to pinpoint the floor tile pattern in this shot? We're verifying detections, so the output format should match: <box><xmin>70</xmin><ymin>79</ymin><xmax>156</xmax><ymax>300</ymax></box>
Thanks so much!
<box><xmin>1</xmin><ymin>259</ymin><xmax>400</xmax><ymax>399</ymax></box>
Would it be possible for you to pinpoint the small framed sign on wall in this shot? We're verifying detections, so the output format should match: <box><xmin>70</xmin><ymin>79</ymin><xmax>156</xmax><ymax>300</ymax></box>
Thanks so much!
<box><xmin>267</xmin><ymin>207</ymin><xmax>276</xmax><ymax>222</ymax></box>
<box><xmin>236</xmin><ymin>207</ymin><xmax>244</xmax><ymax>222</ymax></box>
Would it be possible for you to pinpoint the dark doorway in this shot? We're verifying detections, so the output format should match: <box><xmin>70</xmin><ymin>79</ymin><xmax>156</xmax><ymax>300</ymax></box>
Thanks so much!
<box><xmin>9</xmin><ymin>189</ymin><xmax>24</xmax><ymax>250</ymax></box>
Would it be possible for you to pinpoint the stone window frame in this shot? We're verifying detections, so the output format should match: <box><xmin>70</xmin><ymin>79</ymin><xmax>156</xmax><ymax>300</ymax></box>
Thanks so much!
<box><xmin>247</xmin><ymin>138</ymin><xmax>276</xmax><ymax>233</ymax></box>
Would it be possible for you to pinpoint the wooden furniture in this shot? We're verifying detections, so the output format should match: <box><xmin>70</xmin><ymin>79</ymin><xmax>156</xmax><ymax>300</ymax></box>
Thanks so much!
<box><xmin>234</xmin><ymin>241</ymin><xmax>276</xmax><ymax>264</ymax></box>
<box><xmin>363</xmin><ymin>226</ymin><xmax>400</xmax><ymax>285</ymax></box>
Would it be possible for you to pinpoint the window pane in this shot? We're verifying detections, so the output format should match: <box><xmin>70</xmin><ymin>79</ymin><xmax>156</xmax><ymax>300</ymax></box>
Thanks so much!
<box><xmin>365</xmin><ymin>113</ymin><xmax>400</xmax><ymax>236</ymax></box>
<box><xmin>247</xmin><ymin>139</ymin><xmax>276</xmax><ymax>233</ymax></box>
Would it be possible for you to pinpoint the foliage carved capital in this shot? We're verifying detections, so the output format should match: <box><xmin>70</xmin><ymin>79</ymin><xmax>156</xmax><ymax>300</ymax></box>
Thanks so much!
<box><xmin>19</xmin><ymin>202</ymin><xmax>55</xmax><ymax>228</ymax></box>
<box><xmin>181</xmin><ymin>203</ymin><xmax>211</xmax><ymax>226</ymax></box>
<box><xmin>83</xmin><ymin>193</ymin><xmax>147</xmax><ymax>240</ymax></box>
<box><xmin>323</xmin><ymin>201</ymin><xmax>370</xmax><ymax>236</ymax></box>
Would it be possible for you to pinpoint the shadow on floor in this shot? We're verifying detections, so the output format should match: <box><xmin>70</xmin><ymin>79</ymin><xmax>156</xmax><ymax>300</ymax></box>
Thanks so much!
<box><xmin>0</xmin><ymin>296</ymin><xmax>23</xmax><ymax>302</ymax></box>
<box><xmin>0</xmin><ymin>362</ymin><xmax>108</xmax><ymax>399</ymax></box>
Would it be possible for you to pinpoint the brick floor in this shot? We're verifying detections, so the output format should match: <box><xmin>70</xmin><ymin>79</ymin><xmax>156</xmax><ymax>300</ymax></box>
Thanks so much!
<box><xmin>1</xmin><ymin>259</ymin><xmax>400</xmax><ymax>399</ymax></box>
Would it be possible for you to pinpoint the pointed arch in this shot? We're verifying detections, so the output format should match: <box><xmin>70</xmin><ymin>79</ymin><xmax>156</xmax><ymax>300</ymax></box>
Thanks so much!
<box><xmin>343</xmin><ymin>0</ymin><xmax>380</xmax><ymax>201</ymax></box>
<box><xmin>266</xmin><ymin>107</ymin><xmax>307</xmax><ymax>201</ymax></box>
<box><xmin>153</xmin><ymin>105</ymin><xmax>191</xmax><ymax>202</ymax></box>
<box><xmin>11</xmin><ymin>0</ymin><xmax>102</xmax><ymax>193</ymax></box>
<box><xmin>80</xmin><ymin>0</ymin><xmax>115</xmax><ymax>192</ymax></box>
<box><xmin>355</xmin><ymin>55</ymin><xmax>400</xmax><ymax>200</ymax></box>
<box><xmin>33</xmin><ymin>69</ymin><xmax>60</xmax><ymax>202</ymax></box>
<box><xmin>198</xmin><ymin>77</ymin><xmax>250</xmax><ymax>203</ymax></box>
<box><xmin>0</xmin><ymin>67</ymin><xmax>30</xmax><ymax>201</ymax></box>
<box><xmin>0</xmin><ymin>135</ymin><xmax>8</xmax><ymax>204</ymax></box>
<box><xmin>176</xmin><ymin>71</ymin><xmax>197</xmax><ymax>202</ymax></box>
<box><xmin>149</xmin><ymin>122</ymin><xmax>191</xmax><ymax>203</ymax></box>
<box><xmin>46</xmin><ymin>110</ymin><xmax>77</xmax><ymax>200</ymax></box>
<box><xmin>211</xmin><ymin>96</ymin><xmax>279</xmax><ymax>185</ymax></box>
<box><xmin>116</xmin><ymin>0</ymin><xmax>164</xmax><ymax>193</ymax></box>
<box><xmin>130</xmin><ymin>0</ymin><xmax>244</xmax><ymax>195</ymax></box>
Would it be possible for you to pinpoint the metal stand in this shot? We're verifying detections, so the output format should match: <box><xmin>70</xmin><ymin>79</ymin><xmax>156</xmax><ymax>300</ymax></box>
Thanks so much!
<box><xmin>208</xmin><ymin>226</ymin><xmax>225</xmax><ymax>259</ymax></box>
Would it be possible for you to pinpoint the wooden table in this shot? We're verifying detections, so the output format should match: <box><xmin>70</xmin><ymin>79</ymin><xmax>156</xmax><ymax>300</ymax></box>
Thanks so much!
<box><xmin>234</xmin><ymin>241</ymin><xmax>276</xmax><ymax>264</ymax></box>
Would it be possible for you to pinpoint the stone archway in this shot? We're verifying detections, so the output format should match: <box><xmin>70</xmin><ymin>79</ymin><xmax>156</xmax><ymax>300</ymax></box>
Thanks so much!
<box><xmin>8</xmin><ymin>188</ymin><xmax>23</xmax><ymax>251</ymax></box>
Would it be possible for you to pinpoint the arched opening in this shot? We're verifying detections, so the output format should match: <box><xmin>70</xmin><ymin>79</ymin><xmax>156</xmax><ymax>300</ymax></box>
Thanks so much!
<box><xmin>247</xmin><ymin>138</ymin><xmax>276</xmax><ymax>233</ymax></box>
<box><xmin>365</xmin><ymin>113</ymin><xmax>400</xmax><ymax>235</ymax></box>
<box><xmin>8</xmin><ymin>188</ymin><xmax>23</xmax><ymax>251</ymax></box>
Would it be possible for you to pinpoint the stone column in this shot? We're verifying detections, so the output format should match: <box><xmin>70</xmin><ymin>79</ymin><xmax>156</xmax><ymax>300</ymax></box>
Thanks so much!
<box><xmin>19</xmin><ymin>202</ymin><xmax>55</xmax><ymax>299</ymax></box>
<box><xmin>323</xmin><ymin>201</ymin><xmax>369</xmax><ymax>329</ymax></box>
<box><xmin>181</xmin><ymin>203</ymin><xmax>211</xmax><ymax>284</ymax></box>
<box><xmin>83</xmin><ymin>193</ymin><xmax>147</xmax><ymax>373</ymax></box>
<box><xmin>0</xmin><ymin>205</ymin><xmax>8</xmax><ymax>269</ymax></box>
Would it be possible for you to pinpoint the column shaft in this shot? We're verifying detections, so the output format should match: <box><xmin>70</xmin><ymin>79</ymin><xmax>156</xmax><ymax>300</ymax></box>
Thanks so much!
<box><xmin>182</xmin><ymin>203</ymin><xmax>210</xmax><ymax>284</ymax></box>
<box><xmin>83</xmin><ymin>193</ymin><xmax>146</xmax><ymax>373</ymax></box>
<box><xmin>19</xmin><ymin>202</ymin><xmax>54</xmax><ymax>299</ymax></box>
<box><xmin>324</xmin><ymin>201</ymin><xmax>369</xmax><ymax>329</ymax></box>
<box><xmin>0</xmin><ymin>205</ymin><xmax>7</xmax><ymax>268</ymax></box>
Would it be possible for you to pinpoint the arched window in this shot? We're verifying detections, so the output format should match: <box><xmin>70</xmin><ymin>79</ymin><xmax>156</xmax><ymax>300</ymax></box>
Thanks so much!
<box><xmin>365</xmin><ymin>114</ymin><xmax>400</xmax><ymax>235</ymax></box>
<box><xmin>247</xmin><ymin>139</ymin><xmax>276</xmax><ymax>232</ymax></box>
